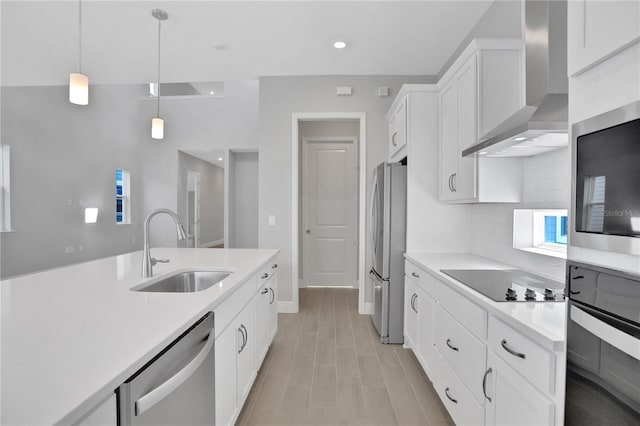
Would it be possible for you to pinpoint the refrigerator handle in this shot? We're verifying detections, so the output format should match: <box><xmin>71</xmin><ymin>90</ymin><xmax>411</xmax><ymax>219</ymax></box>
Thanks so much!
<box><xmin>369</xmin><ymin>172</ymin><xmax>379</xmax><ymax>257</ymax></box>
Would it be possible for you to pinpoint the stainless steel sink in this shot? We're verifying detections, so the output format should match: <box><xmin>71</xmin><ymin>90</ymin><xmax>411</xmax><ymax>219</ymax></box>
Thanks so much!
<box><xmin>133</xmin><ymin>271</ymin><xmax>231</xmax><ymax>293</ymax></box>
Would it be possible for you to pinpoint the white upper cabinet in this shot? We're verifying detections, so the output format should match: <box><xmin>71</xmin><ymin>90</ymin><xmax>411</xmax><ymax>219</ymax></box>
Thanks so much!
<box><xmin>388</xmin><ymin>98</ymin><xmax>408</xmax><ymax>161</ymax></box>
<box><xmin>568</xmin><ymin>0</ymin><xmax>640</xmax><ymax>77</ymax></box>
<box><xmin>387</xmin><ymin>84</ymin><xmax>436</xmax><ymax>163</ymax></box>
<box><xmin>438</xmin><ymin>39</ymin><xmax>524</xmax><ymax>203</ymax></box>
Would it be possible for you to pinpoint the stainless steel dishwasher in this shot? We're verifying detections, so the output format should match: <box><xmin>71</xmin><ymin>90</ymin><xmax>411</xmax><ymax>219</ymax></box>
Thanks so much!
<box><xmin>118</xmin><ymin>312</ymin><xmax>215</xmax><ymax>425</ymax></box>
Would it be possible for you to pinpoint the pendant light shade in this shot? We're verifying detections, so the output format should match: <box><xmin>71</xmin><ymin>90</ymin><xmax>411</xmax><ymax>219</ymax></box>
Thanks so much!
<box><xmin>69</xmin><ymin>0</ymin><xmax>88</xmax><ymax>105</ymax></box>
<box><xmin>151</xmin><ymin>117</ymin><xmax>164</xmax><ymax>139</ymax></box>
<box><xmin>151</xmin><ymin>9</ymin><xmax>168</xmax><ymax>140</ymax></box>
<box><xmin>69</xmin><ymin>72</ymin><xmax>89</xmax><ymax>105</ymax></box>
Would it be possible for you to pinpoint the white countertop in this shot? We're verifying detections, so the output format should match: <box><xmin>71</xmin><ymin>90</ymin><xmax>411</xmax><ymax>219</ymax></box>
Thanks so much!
<box><xmin>1</xmin><ymin>248</ymin><xmax>278</xmax><ymax>426</ymax></box>
<box><xmin>404</xmin><ymin>253</ymin><xmax>566</xmax><ymax>351</ymax></box>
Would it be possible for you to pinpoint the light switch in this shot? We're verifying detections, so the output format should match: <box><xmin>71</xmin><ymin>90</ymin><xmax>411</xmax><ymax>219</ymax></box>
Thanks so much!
<box><xmin>268</xmin><ymin>215</ymin><xmax>276</xmax><ymax>226</ymax></box>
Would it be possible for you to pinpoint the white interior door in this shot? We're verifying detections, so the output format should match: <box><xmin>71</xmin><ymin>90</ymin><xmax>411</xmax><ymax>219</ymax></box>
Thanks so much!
<box><xmin>302</xmin><ymin>138</ymin><xmax>358</xmax><ymax>287</ymax></box>
<box><xmin>187</xmin><ymin>170</ymin><xmax>201</xmax><ymax>248</ymax></box>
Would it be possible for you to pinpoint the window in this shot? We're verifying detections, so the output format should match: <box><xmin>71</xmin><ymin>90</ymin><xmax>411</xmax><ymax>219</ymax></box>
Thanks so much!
<box><xmin>0</xmin><ymin>145</ymin><xmax>11</xmax><ymax>232</ymax></box>
<box><xmin>513</xmin><ymin>209</ymin><xmax>568</xmax><ymax>259</ymax></box>
<box><xmin>116</xmin><ymin>169</ymin><xmax>130</xmax><ymax>224</ymax></box>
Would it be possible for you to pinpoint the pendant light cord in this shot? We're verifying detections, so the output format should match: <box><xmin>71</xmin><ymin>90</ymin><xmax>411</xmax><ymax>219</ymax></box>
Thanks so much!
<box><xmin>78</xmin><ymin>0</ymin><xmax>82</xmax><ymax>73</ymax></box>
<box><xmin>157</xmin><ymin>17</ymin><xmax>161</xmax><ymax>117</ymax></box>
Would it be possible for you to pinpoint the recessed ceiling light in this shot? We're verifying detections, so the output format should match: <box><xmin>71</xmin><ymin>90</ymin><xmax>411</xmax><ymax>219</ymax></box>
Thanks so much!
<box><xmin>514</xmin><ymin>136</ymin><xmax>527</xmax><ymax>141</ymax></box>
<box><xmin>479</xmin><ymin>151</ymin><xmax>488</xmax><ymax>155</ymax></box>
<box><xmin>333</xmin><ymin>41</ymin><xmax>347</xmax><ymax>49</ymax></box>
<box><xmin>218</xmin><ymin>157</ymin><xmax>223</xmax><ymax>161</ymax></box>
<box><xmin>209</xmin><ymin>91</ymin><xmax>215</xmax><ymax>95</ymax></box>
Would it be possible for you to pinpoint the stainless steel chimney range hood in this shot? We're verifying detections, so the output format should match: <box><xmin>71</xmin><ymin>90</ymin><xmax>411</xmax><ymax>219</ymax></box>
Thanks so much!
<box><xmin>462</xmin><ymin>0</ymin><xmax>569</xmax><ymax>158</ymax></box>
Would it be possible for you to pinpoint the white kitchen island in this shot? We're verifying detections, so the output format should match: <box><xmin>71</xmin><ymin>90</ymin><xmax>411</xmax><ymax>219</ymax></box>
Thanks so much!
<box><xmin>1</xmin><ymin>248</ymin><xmax>278</xmax><ymax>426</ymax></box>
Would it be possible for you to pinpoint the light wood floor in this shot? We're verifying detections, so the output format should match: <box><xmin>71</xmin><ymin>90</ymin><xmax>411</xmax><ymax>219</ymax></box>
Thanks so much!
<box><xmin>236</xmin><ymin>288</ymin><xmax>454</xmax><ymax>426</ymax></box>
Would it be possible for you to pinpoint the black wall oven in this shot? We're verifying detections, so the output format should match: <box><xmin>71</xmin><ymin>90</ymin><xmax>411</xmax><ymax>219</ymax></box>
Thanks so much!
<box><xmin>565</xmin><ymin>261</ymin><xmax>640</xmax><ymax>425</ymax></box>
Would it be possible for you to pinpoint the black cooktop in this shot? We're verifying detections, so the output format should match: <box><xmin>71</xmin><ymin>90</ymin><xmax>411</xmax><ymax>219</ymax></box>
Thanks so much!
<box><xmin>440</xmin><ymin>269</ymin><xmax>565</xmax><ymax>302</ymax></box>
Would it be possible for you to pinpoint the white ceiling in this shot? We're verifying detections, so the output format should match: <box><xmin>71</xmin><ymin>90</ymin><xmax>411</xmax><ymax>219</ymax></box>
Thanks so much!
<box><xmin>1</xmin><ymin>1</ymin><xmax>494</xmax><ymax>87</ymax></box>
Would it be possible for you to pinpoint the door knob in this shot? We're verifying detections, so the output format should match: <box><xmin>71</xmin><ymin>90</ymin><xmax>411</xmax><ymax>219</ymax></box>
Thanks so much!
<box><xmin>306</xmin><ymin>229</ymin><xmax>311</xmax><ymax>235</ymax></box>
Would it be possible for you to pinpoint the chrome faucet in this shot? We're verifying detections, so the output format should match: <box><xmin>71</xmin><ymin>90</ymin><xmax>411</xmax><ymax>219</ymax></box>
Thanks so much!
<box><xmin>142</xmin><ymin>208</ymin><xmax>187</xmax><ymax>278</ymax></box>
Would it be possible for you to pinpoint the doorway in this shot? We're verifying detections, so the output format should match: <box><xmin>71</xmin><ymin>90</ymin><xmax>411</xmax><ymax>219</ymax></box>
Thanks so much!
<box><xmin>302</xmin><ymin>137</ymin><xmax>358</xmax><ymax>287</ymax></box>
<box><xmin>186</xmin><ymin>170</ymin><xmax>201</xmax><ymax>248</ymax></box>
<box><xmin>291</xmin><ymin>113</ymin><xmax>367</xmax><ymax>314</ymax></box>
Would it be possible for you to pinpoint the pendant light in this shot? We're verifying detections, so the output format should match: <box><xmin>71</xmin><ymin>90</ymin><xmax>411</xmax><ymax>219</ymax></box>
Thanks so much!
<box><xmin>69</xmin><ymin>0</ymin><xmax>89</xmax><ymax>105</ymax></box>
<box><xmin>151</xmin><ymin>9</ymin><xmax>168</xmax><ymax>140</ymax></box>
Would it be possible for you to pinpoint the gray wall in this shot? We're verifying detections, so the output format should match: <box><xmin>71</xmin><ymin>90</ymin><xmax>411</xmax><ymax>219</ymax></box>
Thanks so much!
<box><xmin>228</xmin><ymin>151</ymin><xmax>258</xmax><ymax>249</ymax></box>
<box><xmin>438</xmin><ymin>0</ymin><xmax>522</xmax><ymax>78</ymax></box>
<box><xmin>258</xmin><ymin>75</ymin><xmax>430</xmax><ymax>306</ymax></box>
<box><xmin>177</xmin><ymin>151</ymin><xmax>224</xmax><ymax>248</ymax></box>
<box><xmin>0</xmin><ymin>85</ymin><xmax>143</xmax><ymax>278</ymax></box>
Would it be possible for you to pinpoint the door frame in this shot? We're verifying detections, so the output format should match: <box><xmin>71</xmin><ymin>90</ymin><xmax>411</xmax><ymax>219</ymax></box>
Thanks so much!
<box><xmin>301</xmin><ymin>136</ymin><xmax>359</xmax><ymax>289</ymax></box>
<box><xmin>186</xmin><ymin>170</ymin><xmax>201</xmax><ymax>248</ymax></box>
<box><xmin>291</xmin><ymin>113</ymin><xmax>368</xmax><ymax>315</ymax></box>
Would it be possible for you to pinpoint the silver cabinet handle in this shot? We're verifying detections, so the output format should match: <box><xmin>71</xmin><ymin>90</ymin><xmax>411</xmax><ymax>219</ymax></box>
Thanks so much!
<box><xmin>262</xmin><ymin>273</ymin><xmax>269</xmax><ymax>279</ymax></box>
<box><xmin>411</xmin><ymin>272</ymin><xmax>420</xmax><ymax>278</ymax></box>
<box><xmin>411</xmin><ymin>293</ymin><xmax>418</xmax><ymax>313</ymax></box>
<box><xmin>241</xmin><ymin>325</ymin><xmax>248</xmax><ymax>351</ymax></box>
<box><xmin>445</xmin><ymin>339</ymin><xmax>459</xmax><ymax>352</ymax></box>
<box><xmin>444</xmin><ymin>387</ymin><xmax>457</xmax><ymax>404</ymax></box>
<box><xmin>272</xmin><ymin>264</ymin><xmax>278</xmax><ymax>269</ymax></box>
<box><xmin>269</xmin><ymin>287</ymin><xmax>275</xmax><ymax>305</ymax></box>
<box><xmin>135</xmin><ymin>329</ymin><xmax>214</xmax><ymax>416</ymax></box>
<box><xmin>448</xmin><ymin>174</ymin><xmax>453</xmax><ymax>192</ymax></box>
<box><xmin>391</xmin><ymin>132</ymin><xmax>398</xmax><ymax>147</ymax></box>
<box><xmin>501</xmin><ymin>339</ymin><xmax>526</xmax><ymax>359</ymax></box>
<box><xmin>238</xmin><ymin>327</ymin><xmax>245</xmax><ymax>353</ymax></box>
<box><xmin>261</xmin><ymin>288</ymin><xmax>269</xmax><ymax>295</ymax></box>
<box><xmin>482</xmin><ymin>368</ymin><xmax>492</xmax><ymax>402</ymax></box>
<box><xmin>452</xmin><ymin>173</ymin><xmax>457</xmax><ymax>192</ymax></box>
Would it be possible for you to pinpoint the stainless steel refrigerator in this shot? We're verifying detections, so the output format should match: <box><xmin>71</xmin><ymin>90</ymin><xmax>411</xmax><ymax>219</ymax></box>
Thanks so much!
<box><xmin>369</xmin><ymin>162</ymin><xmax>406</xmax><ymax>344</ymax></box>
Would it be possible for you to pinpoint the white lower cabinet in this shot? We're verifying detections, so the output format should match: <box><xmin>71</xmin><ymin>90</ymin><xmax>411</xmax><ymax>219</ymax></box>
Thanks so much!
<box><xmin>416</xmin><ymin>290</ymin><xmax>435</xmax><ymax>375</ymax></box>
<box><xmin>431</xmin><ymin>348</ymin><xmax>485</xmax><ymax>426</ymax></box>
<box><xmin>404</xmin><ymin>277</ymin><xmax>419</xmax><ymax>349</ymax></box>
<box><xmin>255</xmin><ymin>266</ymin><xmax>278</xmax><ymax>365</ymax></box>
<box><xmin>404</xmin><ymin>259</ymin><xmax>562</xmax><ymax>426</ymax></box>
<box><xmin>484</xmin><ymin>351</ymin><xmax>555</xmax><ymax>426</ymax></box>
<box><xmin>215</xmin><ymin>258</ymin><xmax>278</xmax><ymax>426</ymax></box>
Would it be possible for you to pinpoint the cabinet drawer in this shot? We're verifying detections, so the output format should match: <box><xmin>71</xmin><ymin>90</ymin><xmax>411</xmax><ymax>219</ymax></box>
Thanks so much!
<box><xmin>214</xmin><ymin>278</ymin><xmax>255</xmax><ymax>338</ymax></box>
<box><xmin>431</xmin><ymin>348</ymin><xmax>485</xmax><ymax>426</ymax></box>
<box><xmin>434</xmin><ymin>277</ymin><xmax>487</xmax><ymax>339</ymax></box>
<box><xmin>488</xmin><ymin>316</ymin><xmax>555</xmax><ymax>395</ymax></box>
<box><xmin>435</xmin><ymin>304</ymin><xmax>487</xmax><ymax>404</ymax></box>
<box><xmin>256</xmin><ymin>261</ymin><xmax>278</xmax><ymax>290</ymax></box>
<box><xmin>405</xmin><ymin>261</ymin><xmax>436</xmax><ymax>297</ymax></box>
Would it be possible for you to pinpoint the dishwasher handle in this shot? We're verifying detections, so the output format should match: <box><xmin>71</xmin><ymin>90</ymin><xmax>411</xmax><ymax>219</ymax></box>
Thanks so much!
<box><xmin>135</xmin><ymin>329</ymin><xmax>215</xmax><ymax>416</ymax></box>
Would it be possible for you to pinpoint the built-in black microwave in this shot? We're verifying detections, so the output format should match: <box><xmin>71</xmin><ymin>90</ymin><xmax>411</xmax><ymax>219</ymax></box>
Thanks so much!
<box><xmin>571</xmin><ymin>101</ymin><xmax>640</xmax><ymax>256</ymax></box>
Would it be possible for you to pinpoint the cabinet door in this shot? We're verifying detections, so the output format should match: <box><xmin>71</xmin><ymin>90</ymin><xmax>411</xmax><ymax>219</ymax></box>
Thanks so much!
<box><xmin>236</xmin><ymin>300</ymin><xmax>256</xmax><ymax>405</ymax></box>
<box><xmin>416</xmin><ymin>289</ymin><xmax>435</xmax><ymax>375</ymax></box>
<box><xmin>215</xmin><ymin>324</ymin><xmax>238</xmax><ymax>426</ymax></box>
<box><xmin>455</xmin><ymin>55</ymin><xmax>478</xmax><ymax>201</ymax></box>
<box><xmin>268</xmin><ymin>272</ymin><xmax>278</xmax><ymax>342</ymax></box>
<box><xmin>439</xmin><ymin>82</ymin><xmax>458</xmax><ymax>201</ymax></box>
<box><xmin>404</xmin><ymin>277</ymin><xmax>419</xmax><ymax>349</ymax></box>
<box><xmin>255</xmin><ymin>282</ymin><xmax>271</xmax><ymax>365</ymax></box>
<box><xmin>389</xmin><ymin>98</ymin><xmax>407</xmax><ymax>160</ymax></box>
<box><xmin>485</xmin><ymin>351</ymin><xmax>555</xmax><ymax>426</ymax></box>
<box><xmin>568</xmin><ymin>0</ymin><xmax>640</xmax><ymax>76</ymax></box>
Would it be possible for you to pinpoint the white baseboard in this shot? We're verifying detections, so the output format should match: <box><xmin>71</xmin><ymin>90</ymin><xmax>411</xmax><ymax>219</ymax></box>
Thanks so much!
<box><xmin>200</xmin><ymin>239</ymin><xmax>224</xmax><ymax>248</ymax></box>
<box><xmin>278</xmin><ymin>301</ymin><xmax>297</xmax><ymax>313</ymax></box>
<box><xmin>363</xmin><ymin>302</ymin><xmax>374</xmax><ymax>315</ymax></box>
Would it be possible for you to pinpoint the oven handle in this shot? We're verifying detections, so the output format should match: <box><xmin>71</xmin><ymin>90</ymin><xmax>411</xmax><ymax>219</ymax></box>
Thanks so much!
<box><xmin>571</xmin><ymin>304</ymin><xmax>640</xmax><ymax>362</ymax></box>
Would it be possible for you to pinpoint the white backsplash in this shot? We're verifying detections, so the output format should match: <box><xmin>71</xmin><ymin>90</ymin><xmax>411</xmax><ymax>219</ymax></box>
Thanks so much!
<box><xmin>471</xmin><ymin>147</ymin><xmax>570</xmax><ymax>282</ymax></box>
